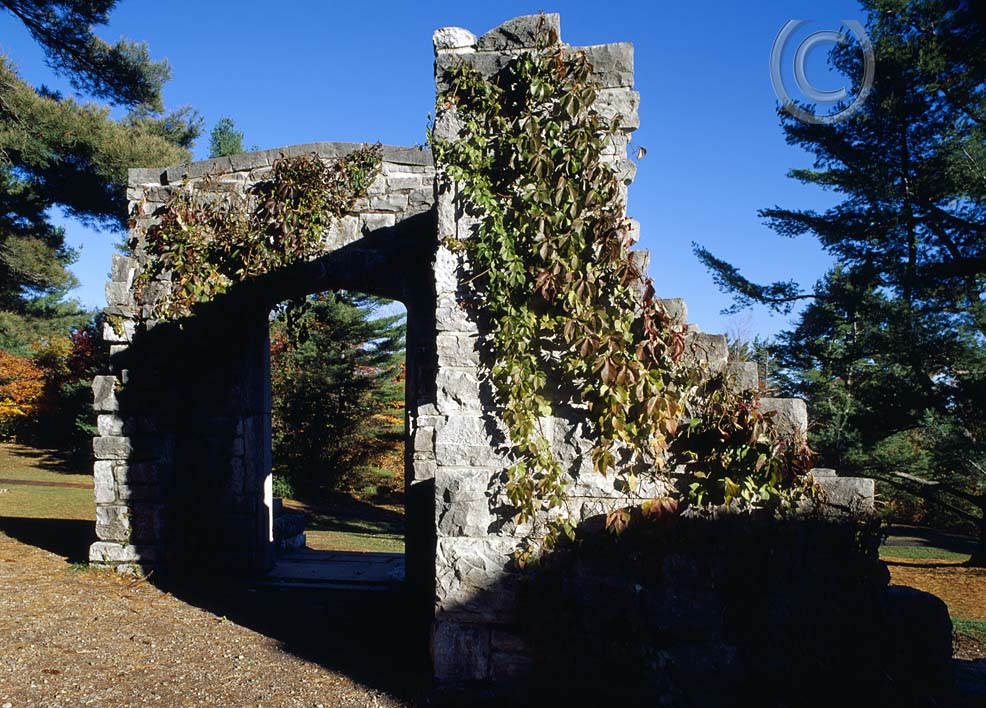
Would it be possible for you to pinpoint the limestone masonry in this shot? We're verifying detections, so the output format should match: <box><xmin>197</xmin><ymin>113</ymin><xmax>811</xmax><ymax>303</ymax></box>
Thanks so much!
<box><xmin>91</xmin><ymin>14</ymin><xmax>891</xmax><ymax>690</ymax></box>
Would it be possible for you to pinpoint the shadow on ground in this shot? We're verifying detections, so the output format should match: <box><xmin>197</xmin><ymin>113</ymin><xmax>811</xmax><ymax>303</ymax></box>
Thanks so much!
<box><xmin>885</xmin><ymin>524</ymin><xmax>978</xmax><ymax>555</ymax></box>
<box><xmin>0</xmin><ymin>516</ymin><xmax>95</xmax><ymax>563</ymax></box>
<box><xmin>157</xmin><ymin>569</ymin><xmax>432</xmax><ymax>703</ymax></box>
<box><xmin>3</xmin><ymin>444</ymin><xmax>89</xmax><ymax>475</ymax></box>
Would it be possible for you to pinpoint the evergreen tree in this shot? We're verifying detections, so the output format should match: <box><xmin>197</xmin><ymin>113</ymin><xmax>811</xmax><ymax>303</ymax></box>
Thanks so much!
<box><xmin>208</xmin><ymin>116</ymin><xmax>245</xmax><ymax>158</ymax></box>
<box><xmin>270</xmin><ymin>292</ymin><xmax>405</xmax><ymax>494</ymax></box>
<box><xmin>694</xmin><ymin>0</ymin><xmax>986</xmax><ymax>562</ymax></box>
<box><xmin>0</xmin><ymin>1</ymin><xmax>200</xmax><ymax>352</ymax></box>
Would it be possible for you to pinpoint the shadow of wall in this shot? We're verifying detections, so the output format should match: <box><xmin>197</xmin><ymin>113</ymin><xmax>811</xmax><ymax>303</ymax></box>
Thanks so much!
<box><xmin>434</xmin><ymin>514</ymin><xmax>956</xmax><ymax>708</ymax></box>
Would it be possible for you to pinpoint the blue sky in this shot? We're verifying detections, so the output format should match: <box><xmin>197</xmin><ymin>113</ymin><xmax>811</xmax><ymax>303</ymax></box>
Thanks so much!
<box><xmin>0</xmin><ymin>0</ymin><xmax>867</xmax><ymax>340</ymax></box>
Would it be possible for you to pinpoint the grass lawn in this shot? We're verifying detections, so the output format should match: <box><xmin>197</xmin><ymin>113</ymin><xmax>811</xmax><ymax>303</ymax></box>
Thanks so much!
<box><xmin>283</xmin><ymin>495</ymin><xmax>404</xmax><ymax>553</ymax></box>
<box><xmin>1</xmin><ymin>442</ymin><xmax>404</xmax><ymax>554</ymax></box>
<box><xmin>879</xmin><ymin>544</ymin><xmax>972</xmax><ymax>562</ymax></box>
<box><xmin>0</xmin><ymin>443</ymin><xmax>94</xmax><ymax>521</ymax></box>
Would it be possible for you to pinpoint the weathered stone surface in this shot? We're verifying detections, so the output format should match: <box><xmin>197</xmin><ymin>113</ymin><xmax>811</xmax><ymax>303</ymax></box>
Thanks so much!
<box><xmin>659</xmin><ymin>298</ymin><xmax>688</xmax><ymax>325</ymax></box>
<box><xmin>433</xmin><ymin>27</ymin><xmax>477</xmax><ymax>53</ymax></box>
<box><xmin>435</xmin><ymin>51</ymin><xmax>510</xmax><ymax>93</ymax></box>
<box><xmin>758</xmin><ymin>397</ymin><xmax>808</xmax><ymax>439</ymax></box>
<box><xmin>814</xmin><ymin>474</ymin><xmax>876</xmax><ymax>513</ymax></box>
<box><xmin>435</xmin><ymin>537</ymin><xmax>520</xmax><ymax>621</ymax></box>
<box><xmin>436</xmin><ymin>332</ymin><xmax>480</xmax><ymax>367</ymax></box>
<box><xmin>432</xmin><ymin>108</ymin><xmax>464</xmax><ymax>142</ymax></box>
<box><xmin>594</xmin><ymin>88</ymin><xmax>640</xmax><ymax>130</ymax></box>
<box><xmin>573</xmin><ymin>42</ymin><xmax>634</xmax><ymax>88</ymax></box>
<box><xmin>101</xmin><ymin>320</ymin><xmax>135</xmax><ymax>344</ymax></box>
<box><xmin>437</xmin><ymin>499</ymin><xmax>493</xmax><ymax>536</ymax></box>
<box><xmin>89</xmin><ymin>541</ymin><xmax>158</xmax><ymax>564</ymax></box>
<box><xmin>435</xmin><ymin>295</ymin><xmax>479</xmax><ymax>333</ymax></box>
<box><xmin>359</xmin><ymin>212</ymin><xmax>396</xmax><ymax>232</ymax></box>
<box><xmin>110</xmin><ymin>254</ymin><xmax>137</xmax><ymax>286</ymax></box>
<box><xmin>435</xmin><ymin>416</ymin><xmax>507</xmax><ymax>466</ymax></box>
<box><xmin>436</xmin><ymin>367</ymin><xmax>482</xmax><ymax>413</ymax></box>
<box><xmin>93</xmin><ymin>461</ymin><xmax>116</xmax><ymax>503</ymax></box>
<box><xmin>96</xmin><ymin>505</ymin><xmax>130</xmax><ymax>541</ymax></box>
<box><xmin>432</xmin><ymin>620</ymin><xmax>490</xmax><ymax>681</ymax></box>
<box><xmin>436</xmin><ymin>466</ymin><xmax>491</xmax><ymax>502</ymax></box>
<box><xmin>476</xmin><ymin>13</ymin><xmax>560</xmax><ymax>51</ymax></box>
<box><xmin>96</xmin><ymin>414</ymin><xmax>131</xmax><ymax>437</ymax></box>
<box><xmin>683</xmin><ymin>332</ymin><xmax>729</xmax><ymax>373</ymax></box>
<box><xmin>93</xmin><ymin>435</ymin><xmax>163</xmax><ymax>462</ymax></box>
<box><xmin>727</xmin><ymin>361</ymin><xmax>759</xmax><ymax>391</ymax></box>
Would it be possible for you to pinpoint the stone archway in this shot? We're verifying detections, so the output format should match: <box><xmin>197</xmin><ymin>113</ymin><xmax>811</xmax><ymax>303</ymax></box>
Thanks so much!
<box><xmin>88</xmin><ymin>15</ymin><xmax>888</xmax><ymax>688</ymax></box>
<box><xmin>90</xmin><ymin>143</ymin><xmax>439</xmax><ymax>592</ymax></box>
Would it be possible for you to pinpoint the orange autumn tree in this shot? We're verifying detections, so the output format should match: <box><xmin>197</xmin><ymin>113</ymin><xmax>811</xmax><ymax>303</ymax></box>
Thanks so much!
<box><xmin>0</xmin><ymin>349</ymin><xmax>45</xmax><ymax>437</ymax></box>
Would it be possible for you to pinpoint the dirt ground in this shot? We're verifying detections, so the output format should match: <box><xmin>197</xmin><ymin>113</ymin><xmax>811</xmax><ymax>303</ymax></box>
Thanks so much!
<box><xmin>885</xmin><ymin>557</ymin><xmax>986</xmax><ymax>623</ymax></box>
<box><xmin>0</xmin><ymin>530</ymin><xmax>421</xmax><ymax>708</ymax></box>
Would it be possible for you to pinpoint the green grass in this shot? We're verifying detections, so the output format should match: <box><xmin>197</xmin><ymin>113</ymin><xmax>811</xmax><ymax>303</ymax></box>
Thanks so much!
<box><xmin>287</xmin><ymin>496</ymin><xmax>405</xmax><ymax>553</ymax></box>
<box><xmin>954</xmin><ymin>619</ymin><xmax>986</xmax><ymax>644</ymax></box>
<box><xmin>0</xmin><ymin>443</ymin><xmax>94</xmax><ymax>521</ymax></box>
<box><xmin>304</xmin><ymin>528</ymin><xmax>404</xmax><ymax>553</ymax></box>
<box><xmin>879</xmin><ymin>544</ymin><xmax>971</xmax><ymax>562</ymax></box>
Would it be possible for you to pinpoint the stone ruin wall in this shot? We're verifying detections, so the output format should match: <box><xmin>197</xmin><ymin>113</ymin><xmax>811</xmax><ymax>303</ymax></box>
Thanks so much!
<box><xmin>88</xmin><ymin>13</ymin><xmax>880</xmax><ymax>687</ymax></box>
<box><xmin>426</xmin><ymin>15</ymin><xmax>875</xmax><ymax>681</ymax></box>
<box><xmin>90</xmin><ymin>143</ymin><xmax>436</xmax><ymax>575</ymax></box>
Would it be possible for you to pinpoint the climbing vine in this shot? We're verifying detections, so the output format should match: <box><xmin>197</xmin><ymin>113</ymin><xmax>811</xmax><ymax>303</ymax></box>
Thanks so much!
<box><xmin>432</xmin><ymin>26</ymin><xmax>814</xmax><ymax>561</ymax></box>
<box><xmin>132</xmin><ymin>145</ymin><xmax>382</xmax><ymax>319</ymax></box>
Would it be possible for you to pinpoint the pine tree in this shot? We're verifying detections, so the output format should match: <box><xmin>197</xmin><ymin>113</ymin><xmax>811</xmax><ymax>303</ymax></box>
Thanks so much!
<box><xmin>694</xmin><ymin>0</ymin><xmax>986</xmax><ymax>563</ymax></box>
<box><xmin>0</xmin><ymin>1</ymin><xmax>201</xmax><ymax>352</ymax></box>
<box><xmin>208</xmin><ymin>116</ymin><xmax>245</xmax><ymax>158</ymax></box>
<box><xmin>270</xmin><ymin>292</ymin><xmax>406</xmax><ymax>494</ymax></box>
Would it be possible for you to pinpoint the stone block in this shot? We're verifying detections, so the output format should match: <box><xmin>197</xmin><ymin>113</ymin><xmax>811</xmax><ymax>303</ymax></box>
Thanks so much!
<box><xmin>101</xmin><ymin>319</ymin><xmax>136</xmax><ymax>344</ymax></box>
<box><xmin>476</xmin><ymin>13</ymin><xmax>560</xmax><ymax>51</ymax></box>
<box><xmin>368</xmin><ymin>192</ymin><xmax>408</xmax><ymax>211</ymax></box>
<box><xmin>96</xmin><ymin>505</ymin><xmax>130</xmax><ymax>541</ymax></box>
<box><xmin>386</xmin><ymin>175</ymin><xmax>425</xmax><ymax>191</ymax></box>
<box><xmin>435</xmin><ymin>416</ymin><xmax>506</xmax><ymax>466</ymax></box>
<box><xmin>594</xmin><ymin>88</ymin><xmax>640</xmax><ymax>130</ymax></box>
<box><xmin>814</xmin><ymin>474</ymin><xmax>876</xmax><ymax>514</ymax></box>
<box><xmin>104</xmin><ymin>281</ymin><xmax>133</xmax><ymax>307</ymax></box>
<box><xmin>93</xmin><ymin>461</ymin><xmax>116</xmax><ymax>503</ymax></box>
<box><xmin>413</xmin><ymin>426</ymin><xmax>436</xmax><ymax>454</ymax></box>
<box><xmin>435</xmin><ymin>295</ymin><xmax>479</xmax><ymax>333</ymax></box>
<box><xmin>436</xmin><ymin>332</ymin><xmax>480</xmax><ymax>367</ymax></box>
<box><xmin>112</xmin><ymin>254</ymin><xmax>137</xmax><ymax>284</ymax></box>
<box><xmin>433</xmin><ymin>26</ymin><xmax>477</xmax><ymax>53</ymax></box>
<box><xmin>413</xmin><ymin>459</ymin><xmax>437</xmax><ymax>482</ymax></box>
<box><xmin>89</xmin><ymin>542</ymin><xmax>158</xmax><ymax>564</ymax></box>
<box><xmin>727</xmin><ymin>361</ymin><xmax>759</xmax><ymax>392</ymax></box>
<box><xmin>574</xmin><ymin>42</ymin><xmax>634</xmax><ymax>88</ymax></box>
<box><xmin>436</xmin><ymin>367</ymin><xmax>482</xmax><ymax>413</ymax></box>
<box><xmin>436</xmin><ymin>51</ymin><xmax>510</xmax><ymax>93</ymax></box>
<box><xmin>758</xmin><ymin>397</ymin><xmax>808</xmax><ymax>439</ymax></box>
<box><xmin>435</xmin><ymin>537</ymin><xmax>521</xmax><ymax>621</ymax></box>
<box><xmin>93</xmin><ymin>435</ymin><xmax>163</xmax><ymax>461</ymax></box>
<box><xmin>437</xmin><ymin>499</ymin><xmax>493</xmax><ymax>536</ymax></box>
<box><xmin>432</xmin><ymin>108</ymin><xmax>464</xmax><ymax>142</ymax></box>
<box><xmin>96</xmin><ymin>414</ymin><xmax>131</xmax><ymax>437</ymax></box>
<box><xmin>683</xmin><ymin>332</ymin><xmax>729</xmax><ymax>374</ymax></box>
<box><xmin>432</xmin><ymin>620</ymin><xmax>490</xmax><ymax>682</ymax></box>
<box><xmin>659</xmin><ymin>298</ymin><xmax>687</xmax><ymax>326</ymax></box>
<box><xmin>436</xmin><ymin>465</ymin><xmax>491</xmax><ymax>502</ymax></box>
<box><xmin>324</xmin><ymin>215</ymin><xmax>360</xmax><ymax>251</ymax></box>
<box><xmin>359</xmin><ymin>212</ymin><xmax>396</xmax><ymax>232</ymax></box>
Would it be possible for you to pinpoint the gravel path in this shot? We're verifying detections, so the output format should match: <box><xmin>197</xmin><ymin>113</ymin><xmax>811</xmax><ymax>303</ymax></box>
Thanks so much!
<box><xmin>0</xmin><ymin>531</ymin><xmax>417</xmax><ymax>708</ymax></box>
